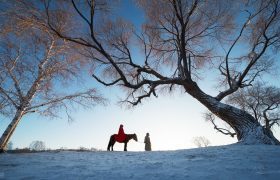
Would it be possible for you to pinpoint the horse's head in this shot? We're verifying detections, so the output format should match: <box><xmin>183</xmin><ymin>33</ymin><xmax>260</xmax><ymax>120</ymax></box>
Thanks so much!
<box><xmin>133</xmin><ymin>133</ymin><xmax>138</xmax><ymax>142</ymax></box>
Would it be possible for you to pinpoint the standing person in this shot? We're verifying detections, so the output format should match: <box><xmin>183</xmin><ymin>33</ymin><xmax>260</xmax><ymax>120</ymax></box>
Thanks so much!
<box><xmin>144</xmin><ymin>133</ymin><xmax>151</xmax><ymax>151</ymax></box>
<box><xmin>115</xmin><ymin>124</ymin><xmax>126</xmax><ymax>142</ymax></box>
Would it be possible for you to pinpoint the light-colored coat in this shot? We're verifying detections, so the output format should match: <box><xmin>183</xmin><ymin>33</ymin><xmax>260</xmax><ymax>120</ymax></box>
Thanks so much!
<box><xmin>144</xmin><ymin>135</ymin><xmax>151</xmax><ymax>151</ymax></box>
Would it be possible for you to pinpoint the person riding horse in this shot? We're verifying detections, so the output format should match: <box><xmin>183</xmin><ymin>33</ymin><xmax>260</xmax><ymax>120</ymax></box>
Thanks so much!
<box><xmin>115</xmin><ymin>124</ymin><xmax>126</xmax><ymax>143</ymax></box>
<box><xmin>107</xmin><ymin>124</ymin><xmax>138</xmax><ymax>151</ymax></box>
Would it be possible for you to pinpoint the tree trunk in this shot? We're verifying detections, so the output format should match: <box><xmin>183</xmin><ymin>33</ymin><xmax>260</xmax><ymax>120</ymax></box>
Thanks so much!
<box><xmin>184</xmin><ymin>81</ymin><xmax>280</xmax><ymax>145</ymax></box>
<box><xmin>0</xmin><ymin>109</ymin><xmax>25</xmax><ymax>152</ymax></box>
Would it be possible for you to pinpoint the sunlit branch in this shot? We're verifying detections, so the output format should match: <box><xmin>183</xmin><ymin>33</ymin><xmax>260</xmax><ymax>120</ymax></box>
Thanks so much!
<box><xmin>0</xmin><ymin>87</ymin><xmax>19</xmax><ymax>109</ymax></box>
<box><xmin>26</xmin><ymin>89</ymin><xmax>101</xmax><ymax>111</ymax></box>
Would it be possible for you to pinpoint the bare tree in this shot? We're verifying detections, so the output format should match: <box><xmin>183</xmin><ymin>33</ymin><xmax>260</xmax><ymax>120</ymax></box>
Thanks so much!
<box><xmin>206</xmin><ymin>82</ymin><xmax>280</xmax><ymax>138</ymax></box>
<box><xmin>42</xmin><ymin>0</ymin><xmax>280</xmax><ymax>145</ymax></box>
<box><xmin>29</xmin><ymin>141</ymin><xmax>46</xmax><ymax>151</ymax></box>
<box><xmin>227</xmin><ymin>83</ymin><xmax>280</xmax><ymax>130</ymax></box>
<box><xmin>193</xmin><ymin>136</ymin><xmax>211</xmax><ymax>148</ymax></box>
<box><xmin>0</xmin><ymin>1</ymin><xmax>104</xmax><ymax>152</ymax></box>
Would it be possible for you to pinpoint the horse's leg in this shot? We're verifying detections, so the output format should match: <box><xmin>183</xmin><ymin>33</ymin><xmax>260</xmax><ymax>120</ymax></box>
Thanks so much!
<box><xmin>107</xmin><ymin>135</ymin><xmax>114</xmax><ymax>151</ymax></box>
<box><xmin>111</xmin><ymin>141</ymin><xmax>115</xmax><ymax>151</ymax></box>
<box><xmin>124</xmin><ymin>142</ymin><xmax>127</xmax><ymax>151</ymax></box>
<box><xmin>107</xmin><ymin>141</ymin><xmax>111</xmax><ymax>151</ymax></box>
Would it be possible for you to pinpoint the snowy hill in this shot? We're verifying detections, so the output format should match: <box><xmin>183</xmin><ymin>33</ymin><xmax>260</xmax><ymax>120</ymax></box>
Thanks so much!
<box><xmin>0</xmin><ymin>144</ymin><xmax>280</xmax><ymax>180</ymax></box>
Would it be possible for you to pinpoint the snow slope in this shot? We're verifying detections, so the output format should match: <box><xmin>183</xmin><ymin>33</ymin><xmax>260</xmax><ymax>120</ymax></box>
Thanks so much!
<box><xmin>0</xmin><ymin>144</ymin><xmax>280</xmax><ymax>180</ymax></box>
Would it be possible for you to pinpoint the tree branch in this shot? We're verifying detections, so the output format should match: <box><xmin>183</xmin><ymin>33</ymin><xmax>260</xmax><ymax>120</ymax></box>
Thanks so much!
<box><xmin>26</xmin><ymin>89</ymin><xmax>101</xmax><ymax>111</ymax></box>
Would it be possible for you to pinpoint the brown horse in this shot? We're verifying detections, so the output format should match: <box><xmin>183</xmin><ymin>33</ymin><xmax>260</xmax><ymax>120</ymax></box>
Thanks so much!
<box><xmin>107</xmin><ymin>133</ymin><xmax>138</xmax><ymax>151</ymax></box>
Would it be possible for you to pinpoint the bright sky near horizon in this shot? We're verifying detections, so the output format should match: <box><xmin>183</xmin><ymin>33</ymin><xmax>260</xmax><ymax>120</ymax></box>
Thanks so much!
<box><xmin>0</xmin><ymin>0</ymin><xmax>279</xmax><ymax>151</ymax></box>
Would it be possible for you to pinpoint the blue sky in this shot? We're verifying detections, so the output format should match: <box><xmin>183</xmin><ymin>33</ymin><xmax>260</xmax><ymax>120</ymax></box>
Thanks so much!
<box><xmin>0</xmin><ymin>0</ymin><xmax>279</xmax><ymax>151</ymax></box>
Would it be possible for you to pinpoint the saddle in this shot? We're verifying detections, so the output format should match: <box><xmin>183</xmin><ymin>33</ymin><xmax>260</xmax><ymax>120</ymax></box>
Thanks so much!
<box><xmin>114</xmin><ymin>134</ymin><xmax>126</xmax><ymax>143</ymax></box>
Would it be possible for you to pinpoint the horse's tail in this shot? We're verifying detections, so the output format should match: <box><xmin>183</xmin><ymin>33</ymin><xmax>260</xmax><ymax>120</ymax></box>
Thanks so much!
<box><xmin>107</xmin><ymin>135</ymin><xmax>114</xmax><ymax>151</ymax></box>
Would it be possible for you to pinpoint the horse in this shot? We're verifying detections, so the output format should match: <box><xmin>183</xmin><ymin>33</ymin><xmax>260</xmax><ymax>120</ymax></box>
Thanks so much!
<box><xmin>107</xmin><ymin>133</ymin><xmax>138</xmax><ymax>151</ymax></box>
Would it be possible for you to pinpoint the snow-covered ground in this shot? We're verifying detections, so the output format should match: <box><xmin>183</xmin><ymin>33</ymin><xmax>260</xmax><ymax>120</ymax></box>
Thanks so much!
<box><xmin>0</xmin><ymin>144</ymin><xmax>280</xmax><ymax>180</ymax></box>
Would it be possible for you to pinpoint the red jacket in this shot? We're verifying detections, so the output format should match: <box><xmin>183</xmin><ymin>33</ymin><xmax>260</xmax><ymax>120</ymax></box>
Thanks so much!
<box><xmin>115</xmin><ymin>125</ymin><xmax>126</xmax><ymax>142</ymax></box>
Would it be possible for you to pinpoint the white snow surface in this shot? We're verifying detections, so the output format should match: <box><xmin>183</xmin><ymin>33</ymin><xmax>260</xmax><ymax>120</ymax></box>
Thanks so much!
<box><xmin>1</xmin><ymin>144</ymin><xmax>280</xmax><ymax>180</ymax></box>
